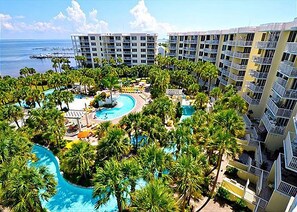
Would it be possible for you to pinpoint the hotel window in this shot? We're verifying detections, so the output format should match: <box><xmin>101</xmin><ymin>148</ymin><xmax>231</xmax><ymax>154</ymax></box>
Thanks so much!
<box><xmin>141</xmin><ymin>54</ymin><xmax>146</xmax><ymax>58</ymax></box>
<box><xmin>141</xmin><ymin>60</ymin><xmax>146</xmax><ymax>63</ymax></box>
<box><xmin>117</xmin><ymin>49</ymin><xmax>121</xmax><ymax>52</ymax></box>
<box><xmin>132</xmin><ymin>49</ymin><xmax>137</xmax><ymax>52</ymax></box>
<box><xmin>115</xmin><ymin>36</ymin><xmax>121</xmax><ymax>40</ymax></box>
<box><xmin>91</xmin><ymin>42</ymin><xmax>96</xmax><ymax>46</ymax></box>
<box><xmin>116</xmin><ymin>43</ymin><xmax>121</xmax><ymax>46</ymax></box>
<box><xmin>141</xmin><ymin>49</ymin><xmax>146</xmax><ymax>52</ymax></box>
<box><xmin>288</xmin><ymin>31</ymin><xmax>297</xmax><ymax>42</ymax></box>
<box><xmin>92</xmin><ymin>48</ymin><xmax>97</xmax><ymax>51</ymax></box>
<box><xmin>90</xmin><ymin>36</ymin><xmax>95</xmax><ymax>40</ymax></box>
<box><xmin>141</xmin><ymin>43</ymin><xmax>146</xmax><ymax>46</ymax></box>
<box><xmin>140</xmin><ymin>36</ymin><xmax>146</xmax><ymax>40</ymax></box>
<box><xmin>117</xmin><ymin>54</ymin><xmax>122</xmax><ymax>58</ymax></box>
<box><xmin>93</xmin><ymin>53</ymin><xmax>97</xmax><ymax>56</ymax></box>
<box><xmin>133</xmin><ymin>60</ymin><xmax>137</xmax><ymax>63</ymax></box>
<box><xmin>179</xmin><ymin>50</ymin><xmax>182</xmax><ymax>54</ymax></box>
<box><xmin>132</xmin><ymin>54</ymin><xmax>137</xmax><ymax>58</ymax></box>
<box><xmin>179</xmin><ymin>37</ymin><xmax>184</xmax><ymax>41</ymax></box>
<box><xmin>132</xmin><ymin>43</ymin><xmax>137</xmax><ymax>46</ymax></box>
<box><xmin>131</xmin><ymin>36</ymin><xmax>137</xmax><ymax>40</ymax></box>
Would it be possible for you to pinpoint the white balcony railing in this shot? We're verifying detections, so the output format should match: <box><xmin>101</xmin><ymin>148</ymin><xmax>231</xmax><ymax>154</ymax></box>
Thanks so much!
<box><xmin>184</xmin><ymin>54</ymin><xmax>196</xmax><ymax>59</ymax></box>
<box><xmin>253</xmin><ymin>56</ymin><xmax>273</xmax><ymax>65</ymax></box>
<box><xmin>272</xmin><ymin>81</ymin><xmax>297</xmax><ymax>99</ymax></box>
<box><xmin>256</xmin><ymin>41</ymin><xmax>278</xmax><ymax>49</ymax></box>
<box><xmin>202</xmin><ymin>56</ymin><xmax>216</xmax><ymax>62</ymax></box>
<box><xmin>229</xmin><ymin>72</ymin><xmax>244</xmax><ymax>81</ymax></box>
<box><xmin>219</xmin><ymin>76</ymin><xmax>228</xmax><ymax>86</ymax></box>
<box><xmin>184</xmin><ymin>40</ymin><xmax>198</xmax><ymax>44</ymax></box>
<box><xmin>204</xmin><ymin>48</ymin><xmax>218</xmax><ymax>53</ymax></box>
<box><xmin>204</xmin><ymin>40</ymin><xmax>219</xmax><ymax>45</ymax></box>
<box><xmin>233</xmin><ymin>52</ymin><xmax>250</xmax><ymax>59</ymax></box>
<box><xmin>286</xmin><ymin>42</ymin><xmax>297</xmax><ymax>54</ymax></box>
<box><xmin>283</xmin><ymin>132</ymin><xmax>297</xmax><ymax>171</ymax></box>
<box><xmin>242</xmin><ymin>93</ymin><xmax>260</xmax><ymax>105</ymax></box>
<box><xmin>221</xmin><ymin>59</ymin><xmax>232</xmax><ymax>67</ymax></box>
<box><xmin>261</xmin><ymin>113</ymin><xmax>285</xmax><ymax>135</ymax></box>
<box><xmin>220</xmin><ymin>68</ymin><xmax>230</xmax><ymax>77</ymax></box>
<box><xmin>224</xmin><ymin>40</ymin><xmax>253</xmax><ymax>46</ymax></box>
<box><xmin>169</xmin><ymin>46</ymin><xmax>177</xmax><ymax>50</ymax></box>
<box><xmin>184</xmin><ymin>47</ymin><xmax>196</xmax><ymax>51</ymax></box>
<box><xmin>223</xmin><ymin>50</ymin><xmax>234</xmax><ymax>57</ymax></box>
<box><xmin>249</xmin><ymin>70</ymin><xmax>268</xmax><ymax>79</ymax></box>
<box><xmin>278</xmin><ymin>61</ymin><xmax>297</xmax><ymax>78</ymax></box>
<box><xmin>231</xmin><ymin>62</ymin><xmax>247</xmax><ymax>70</ymax></box>
<box><xmin>276</xmin><ymin>154</ymin><xmax>297</xmax><ymax>197</ymax></box>
<box><xmin>167</xmin><ymin>53</ymin><xmax>176</xmax><ymax>57</ymax></box>
<box><xmin>247</xmin><ymin>82</ymin><xmax>264</xmax><ymax>93</ymax></box>
<box><xmin>267</xmin><ymin>98</ymin><xmax>293</xmax><ymax>118</ymax></box>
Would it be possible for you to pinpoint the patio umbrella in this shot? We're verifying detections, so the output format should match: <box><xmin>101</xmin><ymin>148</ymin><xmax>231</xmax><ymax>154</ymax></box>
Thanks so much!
<box><xmin>77</xmin><ymin>131</ymin><xmax>91</xmax><ymax>139</ymax></box>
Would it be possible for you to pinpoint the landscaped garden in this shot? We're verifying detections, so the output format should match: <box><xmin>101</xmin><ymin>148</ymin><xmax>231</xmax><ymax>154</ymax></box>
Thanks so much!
<box><xmin>0</xmin><ymin>56</ymin><xmax>248</xmax><ymax>211</ymax></box>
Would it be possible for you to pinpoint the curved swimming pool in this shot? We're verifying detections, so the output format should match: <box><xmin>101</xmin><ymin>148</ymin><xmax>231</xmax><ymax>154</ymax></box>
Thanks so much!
<box><xmin>96</xmin><ymin>94</ymin><xmax>136</xmax><ymax>120</ymax></box>
<box><xmin>32</xmin><ymin>145</ymin><xmax>117</xmax><ymax>212</ymax></box>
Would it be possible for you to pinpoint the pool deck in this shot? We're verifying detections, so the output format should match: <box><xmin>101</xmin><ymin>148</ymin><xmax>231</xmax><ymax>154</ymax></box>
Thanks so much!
<box><xmin>64</xmin><ymin>92</ymin><xmax>148</xmax><ymax>143</ymax></box>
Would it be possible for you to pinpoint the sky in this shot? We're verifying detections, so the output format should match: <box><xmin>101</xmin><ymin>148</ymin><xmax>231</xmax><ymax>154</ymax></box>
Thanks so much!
<box><xmin>0</xmin><ymin>0</ymin><xmax>296</xmax><ymax>40</ymax></box>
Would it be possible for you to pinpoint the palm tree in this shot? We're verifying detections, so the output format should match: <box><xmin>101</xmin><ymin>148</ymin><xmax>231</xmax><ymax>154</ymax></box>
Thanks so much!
<box><xmin>93</xmin><ymin>57</ymin><xmax>101</xmax><ymax>68</ymax></box>
<box><xmin>101</xmin><ymin>74</ymin><xmax>120</xmax><ymax>105</ymax></box>
<box><xmin>138</xmin><ymin>143</ymin><xmax>171</xmax><ymax>180</ymax></box>
<box><xmin>131</xmin><ymin>179</ymin><xmax>178</xmax><ymax>211</ymax></box>
<box><xmin>95</xmin><ymin>121</ymin><xmax>113</xmax><ymax>138</ymax></box>
<box><xmin>19</xmin><ymin>67</ymin><xmax>30</xmax><ymax>77</ymax></box>
<box><xmin>96</xmin><ymin>127</ymin><xmax>131</xmax><ymax>163</ymax></box>
<box><xmin>61</xmin><ymin>141</ymin><xmax>95</xmax><ymax>181</ymax></box>
<box><xmin>121</xmin><ymin>157</ymin><xmax>142</xmax><ymax>194</ymax></box>
<box><xmin>51</xmin><ymin>58</ymin><xmax>59</xmax><ymax>72</ymax></box>
<box><xmin>31</xmin><ymin>89</ymin><xmax>45</xmax><ymax>107</ymax></box>
<box><xmin>210</xmin><ymin>87</ymin><xmax>222</xmax><ymax>101</ymax></box>
<box><xmin>193</xmin><ymin>92</ymin><xmax>209</xmax><ymax>110</ymax></box>
<box><xmin>0</xmin><ymin>158</ymin><xmax>56</xmax><ymax>212</ymax></box>
<box><xmin>75</xmin><ymin>55</ymin><xmax>87</xmax><ymax>68</ymax></box>
<box><xmin>187</xmin><ymin>83</ymin><xmax>200</xmax><ymax>97</ymax></box>
<box><xmin>93</xmin><ymin>158</ymin><xmax>128</xmax><ymax>212</ymax></box>
<box><xmin>171</xmin><ymin>154</ymin><xmax>205</xmax><ymax>211</ymax></box>
<box><xmin>60</xmin><ymin>90</ymin><xmax>74</xmax><ymax>110</ymax></box>
<box><xmin>3</xmin><ymin>105</ymin><xmax>24</xmax><ymax>128</ymax></box>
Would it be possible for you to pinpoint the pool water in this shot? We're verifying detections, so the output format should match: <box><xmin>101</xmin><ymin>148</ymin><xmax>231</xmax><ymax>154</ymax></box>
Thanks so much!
<box><xmin>180</xmin><ymin>105</ymin><xmax>195</xmax><ymax>121</ymax></box>
<box><xmin>32</xmin><ymin>145</ymin><xmax>118</xmax><ymax>212</ymax></box>
<box><xmin>96</xmin><ymin>94</ymin><xmax>135</xmax><ymax>120</ymax></box>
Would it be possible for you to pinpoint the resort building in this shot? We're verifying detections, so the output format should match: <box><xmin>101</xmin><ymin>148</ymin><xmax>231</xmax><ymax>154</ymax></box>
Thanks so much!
<box><xmin>169</xmin><ymin>18</ymin><xmax>297</xmax><ymax>152</ymax></box>
<box><xmin>71</xmin><ymin>33</ymin><xmax>158</xmax><ymax>67</ymax></box>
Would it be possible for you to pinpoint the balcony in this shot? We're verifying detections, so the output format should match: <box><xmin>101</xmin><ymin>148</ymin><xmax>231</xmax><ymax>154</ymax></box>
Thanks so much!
<box><xmin>123</xmin><ymin>45</ymin><xmax>131</xmax><ymax>49</ymax></box>
<box><xmin>225</xmin><ymin>40</ymin><xmax>253</xmax><ymax>46</ymax></box>
<box><xmin>220</xmin><ymin>68</ymin><xmax>230</xmax><ymax>77</ymax></box>
<box><xmin>242</xmin><ymin>93</ymin><xmax>260</xmax><ymax>105</ymax></box>
<box><xmin>147</xmin><ymin>39</ymin><xmax>155</xmax><ymax>43</ymax></box>
<box><xmin>204</xmin><ymin>40</ymin><xmax>219</xmax><ymax>45</ymax></box>
<box><xmin>218</xmin><ymin>76</ymin><xmax>228</xmax><ymax>86</ymax></box>
<box><xmin>285</xmin><ymin>42</ymin><xmax>297</xmax><ymax>54</ymax></box>
<box><xmin>261</xmin><ymin>112</ymin><xmax>285</xmax><ymax>135</ymax></box>
<box><xmin>202</xmin><ymin>56</ymin><xmax>216</xmax><ymax>63</ymax></box>
<box><xmin>275</xmin><ymin>154</ymin><xmax>297</xmax><ymax>197</ymax></box>
<box><xmin>147</xmin><ymin>45</ymin><xmax>155</xmax><ymax>49</ymax></box>
<box><xmin>272</xmin><ymin>81</ymin><xmax>297</xmax><ymax>99</ymax></box>
<box><xmin>249</xmin><ymin>70</ymin><xmax>268</xmax><ymax>79</ymax></box>
<box><xmin>253</xmin><ymin>56</ymin><xmax>273</xmax><ymax>65</ymax></box>
<box><xmin>221</xmin><ymin>59</ymin><xmax>232</xmax><ymax>67</ymax></box>
<box><xmin>147</xmin><ymin>51</ymin><xmax>155</xmax><ymax>55</ymax></box>
<box><xmin>247</xmin><ymin>82</ymin><xmax>264</xmax><ymax>93</ymax></box>
<box><xmin>229</xmin><ymin>72</ymin><xmax>244</xmax><ymax>81</ymax></box>
<box><xmin>106</xmin><ymin>45</ymin><xmax>115</xmax><ymax>49</ymax></box>
<box><xmin>204</xmin><ymin>48</ymin><xmax>218</xmax><ymax>53</ymax></box>
<box><xmin>123</xmin><ymin>39</ymin><xmax>131</xmax><ymax>43</ymax></box>
<box><xmin>278</xmin><ymin>61</ymin><xmax>297</xmax><ymax>78</ymax></box>
<box><xmin>256</xmin><ymin>41</ymin><xmax>277</xmax><ymax>49</ymax></box>
<box><xmin>184</xmin><ymin>47</ymin><xmax>196</xmax><ymax>51</ymax></box>
<box><xmin>184</xmin><ymin>54</ymin><xmax>196</xmax><ymax>59</ymax></box>
<box><xmin>169</xmin><ymin>39</ymin><xmax>177</xmax><ymax>43</ymax></box>
<box><xmin>169</xmin><ymin>46</ymin><xmax>176</xmax><ymax>50</ymax></box>
<box><xmin>167</xmin><ymin>53</ymin><xmax>176</xmax><ymax>57</ymax></box>
<box><xmin>267</xmin><ymin>98</ymin><xmax>292</xmax><ymax>118</ymax></box>
<box><xmin>184</xmin><ymin>40</ymin><xmax>198</xmax><ymax>44</ymax></box>
<box><xmin>233</xmin><ymin>52</ymin><xmax>250</xmax><ymax>59</ymax></box>
<box><xmin>283</xmin><ymin>132</ymin><xmax>297</xmax><ymax>172</ymax></box>
<box><xmin>223</xmin><ymin>50</ymin><xmax>234</xmax><ymax>57</ymax></box>
<box><xmin>231</xmin><ymin>62</ymin><xmax>247</xmax><ymax>70</ymax></box>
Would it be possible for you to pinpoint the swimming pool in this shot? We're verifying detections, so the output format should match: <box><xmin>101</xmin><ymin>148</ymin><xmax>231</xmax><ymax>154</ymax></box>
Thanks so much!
<box><xmin>32</xmin><ymin>145</ymin><xmax>118</xmax><ymax>212</ymax></box>
<box><xmin>96</xmin><ymin>94</ymin><xmax>136</xmax><ymax>120</ymax></box>
<box><xmin>180</xmin><ymin>105</ymin><xmax>195</xmax><ymax>121</ymax></box>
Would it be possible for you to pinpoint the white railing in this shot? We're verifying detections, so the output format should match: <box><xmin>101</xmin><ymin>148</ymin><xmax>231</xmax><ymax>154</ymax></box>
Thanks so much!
<box><xmin>243</xmin><ymin>114</ymin><xmax>252</xmax><ymax>128</ymax></box>
<box><xmin>231</xmin><ymin>62</ymin><xmax>247</xmax><ymax>70</ymax></box>
<box><xmin>261</xmin><ymin>113</ymin><xmax>285</xmax><ymax>135</ymax></box>
<box><xmin>253</xmin><ymin>56</ymin><xmax>273</xmax><ymax>65</ymax></box>
<box><xmin>219</xmin><ymin>76</ymin><xmax>228</xmax><ymax>86</ymax></box>
<box><xmin>223</xmin><ymin>50</ymin><xmax>234</xmax><ymax>57</ymax></box>
<box><xmin>167</xmin><ymin>53</ymin><xmax>176</xmax><ymax>57</ymax></box>
<box><xmin>204</xmin><ymin>48</ymin><xmax>218</xmax><ymax>53</ymax></box>
<box><xmin>249</xmin><ymin>70</ymin><xmax>268</xmax><ymax>79</ymax></box>
<box><xmin>254</xmin><ymin>197</ymin><xmax>268</xmax><ymax>212</ymax></box>
<box><xmin>221</xmin><ymin>59</ymin><xmax>232</xmax><ymax>66</ymax></box>
<box><xmin>169</xmin><ymin>39</ymin><xmax>177</xmax><ymax>43</ymax></box>
<box><xmin>220</xmin><ymin>68</ymin><xmax>230</xmax><ymax>77</ymax></box>
<box><xmin>233</xmin><ymin>52</ymin><xmax>250</xmax><ymax>58</ymax></box>
<box><xmin>272</xmin><ymin>81</ymin><xmax>297</xmax><ymax>99</ymax></box>
<box><xmin>247</xmin><ymin>156</ymin><xmax>252</xmax><ymax>172</ymax></box>
<box><xmin>242</xmin><ymin>93</ymin><xmax>260</xmax><ymax>105</ymax></box>
<box><xmin>202</xmin><ymin>56</ymin><xmax>216</xmax><ymax>62</ymax></box>
<box><xmin>169</xmin><ymin>46</ymin><xmax>176</xmax><ymax>50</ymax></box>
<box><xmin>247</xmin><ymin>82</ymin><xmax>264</xmax><ymax>93</ymax></box>
<box><xmin>278</xmin><ymin>61</ymin><xmax>297</xmax><ymax>78</ymax></box>
<box><xmin>267</xmin><ymin>98</ymin><xmax>292</xmax><ymax>118</ymax></box>
<box><xmin>204</xmin><ymin>40</ymin><xmax>219</xmax><ymax>45</ymax></box>
<box><xmin>229</xmin><ymin>72</ymin><xmax>244</xmax><ymax>81</ymax></box>
<box><xmin>224</xmin><ymin>40</ymin><xmax>252</xmax><ymax>46</ymax></box>
<box><xmin>184</xmin><ymin>54</ymin><xmax>196</xmax><ymax>59</ymax></box>
<box><xmin>286</xmin><ymin>42</ymin><xmax>297</xmax><ymax>54</ymax></box>
<box><xmin>283</xmin><ymin>132</ymin><xmax>297</xmax><ymax>171</ymax></box>
<box><xmin>184</xmin><ymin>47</ymin><xmax>196</xmax><ymax>51</ymax></box>
<box><xmin>256</xmin><ymin>41</ymin><xmax>278</xmax><ymax>49</ymax></box>
<box><xmin>256</xmin><ymin>170</ymin><xmax>264</xmax><ymax>195</ymax></box>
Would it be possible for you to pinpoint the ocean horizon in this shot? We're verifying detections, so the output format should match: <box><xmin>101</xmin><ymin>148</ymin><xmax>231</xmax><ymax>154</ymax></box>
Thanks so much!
<box><xmin>0</xmin><ymin>39</ymin><xmax>76</xmax><ymax>77</ymax></box>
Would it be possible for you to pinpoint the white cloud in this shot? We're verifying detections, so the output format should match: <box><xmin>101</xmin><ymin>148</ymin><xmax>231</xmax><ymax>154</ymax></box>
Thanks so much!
<box><xmin>130</xmin><ymin>0</ymin><xmax>174</xmax><ymax>33</ymax></box>
<box><xmin>54</xmin><ymin>12</ymin><xmax>66</xmax><ymax>20</ymax></box>
<box><xmin>15</xmin><ymin>15</ymin><xmax>25</xmax><ymax>19</ymax></box>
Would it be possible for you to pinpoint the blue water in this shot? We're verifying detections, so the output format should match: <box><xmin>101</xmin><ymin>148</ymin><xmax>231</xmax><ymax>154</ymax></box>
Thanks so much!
<box><xmin>0</xmin><ymin>39</ymin><xmax>75</xmax><ymax>77</ymax></box>
<box><xmin>180</xmin><ymin>105</ymin><xmax>195</xmax><ymax>121</ymax></box>
<box><xmin>96</xmin><ymin>94</ymin><xmax>135</xmax><ymax>120</ymax></box>
<box><xmin>32</xmin><ymin>145</ymin><xmax>118</xmax><ymax>212</ymax></box>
